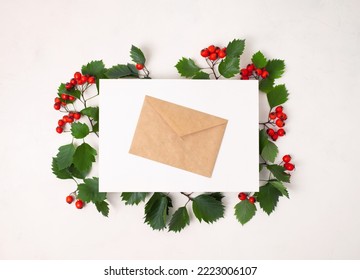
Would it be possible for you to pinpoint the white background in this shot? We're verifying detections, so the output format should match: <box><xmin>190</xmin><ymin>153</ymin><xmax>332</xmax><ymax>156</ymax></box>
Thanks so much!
<box><xmin>0</xmin><ymin>0</ymin><xmax>359</xmax><ymax>259</ymax></box>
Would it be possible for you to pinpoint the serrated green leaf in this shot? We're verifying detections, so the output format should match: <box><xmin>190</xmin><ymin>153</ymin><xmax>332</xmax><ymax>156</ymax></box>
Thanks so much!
<box><xmin>127</xmin><ymin>63</ymin><xmax>139</xmax><ymax>76</ymax></box>
<box><xmin>95</xmin><ymin>201</ymin><xmax>109</xmax><ymax>217</ymax></box>
<box><xmin>55</xmin><ymin>144</ymin><xmax>76</xmax><ymax>170</ymax></box>
<box><xmin>144</xmin><ymin>193</ymin><xmax>171</xmax><ymax>230</ymax></box>
<box><xmin>218</xmin><ymin>57</ymin><xmax>240</xmax><ymax>78</ymax></box>
<box><xmin>256</xmin><ymin>183</ymin><xmax>281</xmax><ymax>215</ymax></box>
<box><xmin>93</xmin><ymin>122</ymin><xmax>99</xmax><ymax>133</ymax></box>
<box><xmin>77</xmin><ymin>177</ymin><xmax>106</xmax><ymax>203</ymax></box>
<box><xmin>208</xmin><ymin>192</ymin><xmax>224</xmax><ymax>202</ymax></box>
<box><xmin>266</xmin><ymin>59</ymin><xmax>285</xmax><ymax>79</ymax></box>
<box><xmin>252</xmin><ymin>51</ymin><xmax>267</xmax><ymax>68</ymax></box>
<box><xmin>175</xmin><ymin>58</ymin><xmax>201</xmax><ymax>78</ymax></box>
<box><xmin>259</xmin><ymin>129</ymin><xmax>268</xmax><ymax>153</ymax></box>
<box><xmin>51</xmin><ymin>158</ymin><xmax>73</xmax><ymax>179</ymax></box>
<box><xmin>259</xmin><ymin>78</ymin><xmax>274</xmax><ymax>93</ymax></box>
<box><xmin>267</xmin><ymin>164</ymin><xmax>291</xmax><ymax>183</ymax></box>
<box><xmin>267</xmin><ymin>84</ymin><xmax>289</xmax><ymax>108</ymax></box>
<box><xmin>226</xmin><ymin>39</ymin><xmax>245</xmax><ymax>58</ymax></box>
<box><xmin>192</xmin><ymin>194</ymin><xmax>225</xmax><ymax>223</ymax></box>
<box><xmin>168</xmin><ymin>207</ymin><xmax>190</xmax><ymax>233</ymax></box>
<box><xmin>68</xmin><ymin>164</ymin><xmax>87</xmax><ymax>179</ymax></box>
<box><xmin>234</xmin><ymin>200</ymin><xmax>257</xmax><ymax>225</ymax></box>
<box><xmin>260</xmin><ymin>129</ymin><xmax>278</xmax><ymax>163</ymax></box>
<box><xmin>192</xmin><ymin>71</ymin><xmax>210</xmax><ymax>79</ymax></box>
<box><xmin>130</xmin><ymin>45</ymin><xmax>146</xmax><ymax>65</ymax></box>
<box><xmin>81</xmin><ymin>60</ymin><xmax>106</xmax><ymax>78</ymax></box>
<box><xmin>80</xmin><ymin>107</ymin><xmax>99</xmax><ymax>122</ymax></box>
<box><xmin>73</xmin><ymin>143</ymin><xmax>97</xmax><ymax>175</ymax></box>
<box><xmin>71</xmin><ymin>123</ymin><xmax>90</xmax><ymax>139</ymax></box>
<box><xmin>121</xmin><ymin>192</ymin><xmax>147</xmax><ymax>205</ymax></box>
<box><xmin>105</xmin><ymin>64</ymin><xmax>132</xmax><ymax>79</ymax></box>
<box><xmin>269</xmin><ymin>180</ymin><xmax>289</xmax><ymax>198</ymax></box>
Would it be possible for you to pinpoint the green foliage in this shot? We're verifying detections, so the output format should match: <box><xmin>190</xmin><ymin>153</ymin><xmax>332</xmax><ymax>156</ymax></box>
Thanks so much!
<box><xmin>175</xmin><ymin>58</ymin><xmax>201</xmax><ymax>78</ymax></box>
<box><xmin>130</xmin><ymin>45</ymin><xmax>146</xmax><ymax>65</ymax></box>
<box><xmin>259</xmin><ymin>78</ymin><xmax>274</xmax><ymax>93</ymax></box>
<box><xmin>259</xmin><ymin>129</ymin><xmax>278</xmax><ymax>163</ymax></box>
<box><xmin>77</xmin><ymin>177</ymin><xmax>106</xmax><ymax>203</ymax></box>
<box><xmin>267</xmin><ymin>84</ymin><xmax>289</xmax><ymax>108</ymax></box>
<box><xmin>252</xmin><ymin>51</ymin><xmax>267</xmax><ymax>68</ymax></box>
<box><xmin>144</xmin><ymin>193</ymin><xmax>172</xmax><ymax>230</ymax></box>
<box><xmin>168</xmin><ymin>207</ymin><xmax>190</xmax><ymax>233</ymax></box>
<box><xmin>235</xmin><ymin>200</ymin><xmax>257</xmax><ymax>225</ymax></box>
<box><xmin>192</xmin><ymin>194</ymin><xmax>225</xmax><ymax>223</ymax></box>
<box><xmin>81</xmin><ymin>60</ymin><xmax>106</xmax><ymax>78</ymax></box>
<box><xmin>57</xmin><ymin>84</ymin><xmax>81</xmax><ymax>101</ymax></box>
<box><xmin>266</xmin><ymin>59</ymin><xmax>285</xmax><ymax>79</ymax></box>
<box><xmin>80</xmin><ymin>107</ymin><xmax>99</xmax><ymax>122</ymax></box>
<box><xmin>267</xmin><ymin>164</ymin><xmax>291</xmax><ymax>183</ymax></box>
<box><xmin>192</xmin><ymin>71</ymin><xmax>210</xmax><ymax>79</ymax></box>
<box><xmin>55</xmin><ymin>144</ymin><xmax>76</xmax><ymax>170</ymax></box>
<box><xmin>105</xmin><ymin>64</ymin><xmax>139</xmax><ymax>79</ymax></box>
<box><xmin>218</xmin><ymin>57</ymin><xmax>240</xmax><ymax>78</ymax></box>
<box><xmin>68</xmin><ymin>164</ymin><xmax>87</xmax><ymax>179</ymax></box>
<box><xmin>256</xmin><ymin>183</ymin><xmax>281</xmax><ymax>215</ymax></box>
<box><xmin>269</xmin><ymin>180</ymin><xmax>289</xmax><ymax>198</ymax></box>
<box><xmin>51</xmin><ymin>158</ymin><xmax>73</xmax><ymax>180</ymax></box>
<box><xmin>73</xmin><ymin>143</ymin><xmax>97</xmax><ymax>175</ymax></box>
<box><xmin>95</xmin><ymin>201</ymin><xmax>110</xmax><ymax>217</ymax></box>
<box><xmin>71</xmin><ymin>123</ymin><xmax>90</xmax><ymax>139</ymax></box>
<box><xmin>226</xmin><ymin>39</ymin><xmax>245</xmax><ymax>58</ymax></box>
<box><xmin>121</xmin><ymin>192</ymin><xmax>147</xmax><ymax>205</ymax></box>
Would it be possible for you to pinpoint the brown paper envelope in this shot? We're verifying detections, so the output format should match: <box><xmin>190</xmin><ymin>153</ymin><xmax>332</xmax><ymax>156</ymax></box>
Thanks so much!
<box><xmin>129</xmin><ymin>95</ymin><xmax>228</xmax><ymax>177</ymax></box>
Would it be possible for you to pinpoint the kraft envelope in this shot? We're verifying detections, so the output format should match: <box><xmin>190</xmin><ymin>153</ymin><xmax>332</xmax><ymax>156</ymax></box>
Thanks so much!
<box><xmin>129</xmin><ymin>95</ymin><xmax>228</xmax><ymax>177</ymax></box>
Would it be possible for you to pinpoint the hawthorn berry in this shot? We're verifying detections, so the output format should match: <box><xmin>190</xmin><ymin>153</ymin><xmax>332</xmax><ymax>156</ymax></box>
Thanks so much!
<box><xmin>249</xmin><ymin>196</ymin><xmax>256</xmax><ymax>204</ymax></box>
<box><xmin>284</xmin><ymin>162</ymin><xmax>295</xmax><ymax>171</ymax></box>
<box><xmin>67</xmin><ymin>116</ymin><xmax>74</xmax><ymax>123</ymax></box>
<box><xmin>238</xmin><ymin>192</ymin><xmax>247</xmax><ymax>200</ymax></box>
<box><xmin>75</xmin><ymin>199</ymin><xmax>84</xmax><ymax>209</ymax></box>
<box><xmin>275</xmin><ymin>106</ymin><xmax>283</xmax><ymax>113</ymax></box>
<box><xmin>218</xmin><ymin>50</ymin><xmax>226</xmax><ymax>58</ymax></box>
<box><xmin>54</xmin><ymin>103</ymin><xmax>61</xmax><ymax>110</ymax></box>
<box><xmin>80</xmin><ymin>75</ymin><xmax>88</xmax><ymax>84</ymax></box>
<box><xmin>68</xmin><ymin>95</ymin><xmax>75</xmax><ymax>101</ymax></box>
<box><xmin>256</xmin><ymin>68</ymin><xmax>263</xmax><ymax>75</ymax></box>
<box><xmin>209</xmin><ymin>53</ymin><xmax>218</xmax><ymax>60</ymax></box>
<box><xmin>88</xmin><ymin>76</ymin><xmax>95</xmax><ymax>84</ymax></box>
<box><xmin>282</xmin><ymin>155</ymin><xmax>291</xmax><ymax>163</ymax></box>
<box><xmin>73</xmin><ymin>112</ymin><xmax>81</xmax><ymax>120</ymax></box>
<box><xmin>136</xmin><ymin>63</ymin><xmax>144</xmax><ymax>70</ymax></box>
<box><xmin>271</xmin><ymin>133</ymin><xmax>278</xmax><ymax>141</ymax></box>
<box><xmin>267</xmin><ymin>128</ymin><xmax>275</xmax><ymax>136</ymax></box>
<box><xmin>241</xmin><ymin>76</ymin><xmax>249</xmax><ymax>80</ymax></box>
<box><xmin>261</xmin><ymin>71</ymin><xmax>269</xmax><ymax>79</ymax></box>
<box><xmin>56</xmin><ymin>126</ymin><xmax>63</xmax><ymax>134</ymax></box>
<box><xmin>70</xmin><ymin>78</ymin><xmax>77</xmax><ymax>86</ymax></box>
<box><xmin>54</xmin><ymin>97</ymin><xmax>61</xmax><ymax>103</ymax></box>
<box><xmin>200</xmin><ymin>48</ymin><xmax>210</xmax><ymax>57</ymax></box>
<box><xmin>269</xmin><ymin>112</ymin><xmax>276</xmax><ymax>120</ymax></box>
<box><xmin>280</xmin><ymin>113</ymin><xmax>287</xmax><ymax>120</ymax></box>
<box><xmin>61</xmin><ymin>93</ymin><xmax>69</xmax><ymax>100</ymax></box>
<box><xmin>65</xmin><ymin>82</ymin><xmax>73</xmax><ymax>90</ymax></box>
<box><xmin>68</xmin><ymin>112</ymin><xmax>74</xmax><ymax>117</ymax></box>
<box><xmin>241</xmin><ymin>69</ymin><xmax>249</xmax><ymax>76</ymax></box>
<box><xmin>74</xmin><ymin>72</ymin><xmax>82</xmax><ymax>80</ymax></box>
<box><xmin>208</xmin><ymin>45</ymin><xmax>216</xmax><ymax>53</ymax></box>
<box><xmin>66</xmin><ymin>195</ymin><xmax>74</xmax><ymax>204</ymax></box>
<box><xmin>277</xmin><ymin>128</ymin><xmax>286</xmax><ymax>136</ymax></box>
<box><xmin>247</xmin><ymin>64</ymin><xmax>255</xmax><ymax>72</ymax></box>
<box><xmin>58</xmin><ymin>119</ymin><xmax>65</xmax><ymax>126</ymax></box>
<box><xmin>62</xmin><ymin>115</ymin><xmax>69</xmax><ymax>122</ymax></box>
<box><xmin>275</xmin><ymin>119</ymin><xmax>285</xmax><ymax>127</ymax></box>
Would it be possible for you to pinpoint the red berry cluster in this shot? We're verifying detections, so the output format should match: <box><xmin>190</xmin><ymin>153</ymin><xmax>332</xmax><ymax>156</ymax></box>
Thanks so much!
<box><xmin>238</xmin><ymin>192</ymin><xmax>256</xmax><ymax>204</ymax></box>
<box><xmin>282</xmin><ymin>155</ymin><xmax>295</xmax><ymax>171</ymax></box>
<box><xmin>67</xmin><ymin>71</ymin><xmax>95</xmax><ymax>89</ymax></box>
<box><xmin>66</xmin><ymin>195</ymin><xmax>84</xmax><ymax>209</ymax></box>
<box><xmin>240</xmin><ymin>63</ymin><xmax>269</xmax><ymax>80</ymax></box>
<box><xmin>266</xmin><ymin>106</ymin><xmax>287</xmax><ymax>141</ymax></box>
<box><xmin>200</xmin><ymin>45</ymin><xmax>227</xmax><ymax>61</ymax></box>
<box><xmin>56</xmin><ymin>110</ymin><xmax>82</xmax><ymax>133</ymax></box>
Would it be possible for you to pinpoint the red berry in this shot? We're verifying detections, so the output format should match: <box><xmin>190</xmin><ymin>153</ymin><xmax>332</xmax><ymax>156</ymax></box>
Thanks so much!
<box><xmin>256</xmin><ymin>68</ymin><xmax>263</xmax><ymax>75</ymax></box>
<box><xmin>65</xmin><ymin>82</ymin><xmax>73</xmax><ymax>90</ymax></box>
<box><xmin>248</xmin><ymin>196</ymin><xmax>256</xmax><ymax>204</ymax></box>
<box><xmin>58</xmin><ymin>119</ymin><xmax>65</xmax><ymax>126</ymax></box>
<box><xmin>275</xmin><ymin>119</ymin><xmax>285</xmax><ymax>127</ymax></box>
<box><xmin>283</xmin><ymin>155</ymin><xmax>291</xmax><ymax>163</ymax></box>
<box><xmin>238</xmin><ymin>192</ymin><xmax>247</xmax><ymax>200</ymax></box>
<box><xmin>275</xmin><ymin>106</ymin><xmax>283</xmax><ymax>113</ymax></box>
<box><xmin>88</xmin><ymin>76</ymin><xmax>95</xmax><ymax>84</ymax></box>
<box><xmin>209</xmin><ymin>53</ymin><xmax>218</xmax><ymax>60</ymax></box>
<box><xmin>267</xmin><ymin>128</ymin><xmax>275</xmax><ymax>136</ymax></box>
<box><xmin>241</xmin><ymin>76</ymin><xmax>249</xmax><ymax>80</ymax></box>
<box><xmin>77</xmin><ymin>79</ymin><xmax>84</xmax><ymax>85</ymax></box>
<box><xmin>218</xmin><ymin>50</ymin><xmax>226</xmax><ymax>58</ymax></box>
<box><xmin>240</xmin><ymin>69</ymin><xmax>249</xmax><ymax>76</ymax></box>
<box><xmin>215</xmin><ymin>47</ymin><xmax>220</xmax><ymax>54</ymax></box>
<box><xmin>280</xmin><ymin>113</ymin><xmax>287</xmax><ymax>120</ymax></box>
<box><xmin>73</xmin><ymin>112</ymin><xmax>81</xmax><ymax>120</ymax></box>
<box><xmin>271</xmin><ymin>133</ymin><xmax>278</xmax><ymax>141</ymax></box>
<box><xmin>247</xmin><ymin>64</ymin><xmax>255</xmax><ymax>72</ymax></box>
<box><xmin>61</xmin><ymin>93</ymin><xmax>69</xmax><ymax>100</ymax></box>
<box><xmin>75</xmin><ymin>199</ymin><xmax>84</xmax><ymax>209</ymax></box>
<box><xmin>136</xmin><ymin>64</ymin><xmax>144</xmax><ymax>70</ymax></box>
<box><xmin>261</xmin><ymin>71</ymin><xmax>269</xmax><ymax>79</ymax></box>
<box><xmin>56</xmin><ymin>126</ymin><xmax>63</xmax><ymax>134</ymax></box>
<box><xmin>70</xmin><ymin>78</ymin><xmax>77</xmax><ymax>86</ymax></box>
<box><xmin>74</xmin><ymin>72</ymin><xmax>82</xmax><ymax>80</ymax></box>
<box><xmin>68</xmin><ymin>112</ymin><xmax>74</xmax><ymax>117</ymax></box>
<box><xmin>208</xmin><ymin>45</ymin><xmax>216</xmax><ymax>53</ymax></box>
<box><xmin>277</xmin><ymin>128</ymin><xmax>286</xmax><ymax>136</ymax></box>
<box><xmin>63</xmin><ymin>115</ymin><xmax>69</xmax><ymax>123</ymax></box>
<box><xmin>284</xmin><ymin>163</ymin><xmax>295</xmax><ymax>171</ymax></box>
<box><xmin>80</xmin><ymin>75</ymin><xmax>88</xmax><ymax>84</ymax></box>
<box><xmin>269</xmin><ymin>112</ymin><xmax>276</xmax><ymax>120</ymax></box>
<box><xmin>68</xmin><ymin>95</ymin><xmax>75</xmax><ymax>101</ymax></box>
<box><xmin>67</xmin><ymin>116</ymin><xmax>74</xmax><ymax>123</ymax></box>
<box><xmin>222</xmin><ymin>47</ymin><xmax>227</xmax><ymax>52</ymax></box>
<box><xmin>276</xmin><ymin>111</ymin><xmax>283</xmax><ymax>118</ymax></box>
<box><xmin>54</xmin><ymin>103</ymin><xmax>61</xmax><ymax>110</ymax></box>
<box><xmin>66</xmin><ymin>195</ymin><xmax>74</xmax><ymax>204</ymax></box>
<box><xmin>55</xmin><ymin>97</ymin><xmax>61</xmax><ymax>103</ymax></box>
<box><xmin>200</xmin><ymin>48</ymin><xmax>210</xmax><ymax>57</ymax></box>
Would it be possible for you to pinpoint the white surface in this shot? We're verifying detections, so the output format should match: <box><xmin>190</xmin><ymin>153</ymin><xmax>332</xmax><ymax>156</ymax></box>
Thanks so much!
<box><xmin>100</xmin><ymin>79</ymin><xmax>259</xmax><ymax>192</ymax></box>
<box><xmin>0</xmin><ymin>0</ymin><xmax>360</xmax><ymax>260</ymax></box>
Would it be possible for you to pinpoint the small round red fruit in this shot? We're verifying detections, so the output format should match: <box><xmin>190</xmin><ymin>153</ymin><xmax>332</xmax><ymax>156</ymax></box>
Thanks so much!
<box><xmin>218</xmin><ymin>50</ymin><xmax>226</xmax><ymax>58</ymax></box>
<box><xmin>75</xmin><ymin>199</ymin><xmax>84</xmax><ymax>209</ymax></box>
<box><xmin>238</xmin><ymin>192</ymin><xmax>247</xmax><ymax>200</ymax></box>
<box><xmin>70</xmin><ymin>78</ymin><xmax>77</xmax><ymax>86</ymax></box>
<box><xmin>267</xmin><ymin>128</ymin><xmax>275</xmax><ymax>136</ymax></box>
<box><xmin>261</xmin><ymin>71</ymin><xmax>269</xmax><ymax>79</ymax></box>
<box><xmin>73</xmin><ymin>112</ymin><xmax>81</xmax><ymax>120</ymax></box>
<box><xmin>208</xmin><ymin>45</ymin><xmax>216</xmax><ymax>53</ymax></box>
<box><xmin>88</xmin><ymin>76</ymin><xmax>95</xmax><ymax>84</ymax></box>
<box><xmin>282</xmin><ymin>155</ymin><xmax>291</xmax><ymax>163</ymax></box>
<box><xmin>74</xmin><ymin>72</ymin><xmax>82</xmax><ymax>80</ymax></box>
<box><xmin>58</xmin><ymin>119</ymin><xmax>65</xmax><ymax>126</ymax></box>
<box><xmin>61</xmin><ymin>93</ymin><xmax>69</xmax><ymax>100</ymax></box>
<box><xmin>277</xmin><ymin>128</ymin><xmax>286</xmax><ymax>136</ymax></box>
<box><xmin>248</xmin><ymin>196</ymin><xmax>256</xmax><ymax>204</ymax></box>
<box><xmin>65</xmin><ymin>83</ymin><xmax>73</xmax><ymax>90</ymax></box>
<box><xmin>200</xmin><ymin>48</ymin><xmax>210</xmax><ymax>57</ymax></box>
<box><xmin>280</xmin><ymin>113</ymin><xmax>287</xmax><ymax>120</ymax></box>
<box><xmin>247</xmin><ymin>64</ymin><xmax>255</xmax><ymax>72</ymax></box>
<box><xmin>56</xmin><ymin>126</ymin><xmax>63</xmax><ymax>134</ymax></box>
<box><xmin>136</xmin><ymin>63</ymin><xmax>144</xmax><ymax>70</ymax></box>
<box><xmin>54</xmin><ymin>103</ymin><xmax>61</xmax><ymax>110</ymax></box>
<box><xmin>241</xmin><ymin>76</ymin><xmax>249</xmax><ymax>80</ymax></box>
<box><xmin>67</xmin><ymin>116</ymin><xmax>74</xmax><ymax>123</ymax></box>
<box><xmin>68</xmin><ymin>95</ymin><xmax>75</xmax><ymax>101</ymax></box>
<box><xmin>54</xmin><ymin>97</ymin><xmax>61</xmax><ymax>103</ymax></box>
<box><xmin>275</xmin><ymin>119</ymin><xmax>285</xmax><ymax>127</ymax></box>
<box><xmin>240</xmin><ymin>69</ymin><xmax>249</xmax><ymax>76</ymax></box>
<box><xmin>66</xmin><ymin>195</ymin><xmax>74</xmax><ymax>204</ymax></box>
<box><xmin>80</xmin><ymin>75</ymin><xmax>88</xmax><ymax>84</ymax></box>
<box><xmin>269</xmin><ymin>112</ymin><xmax>276</xmax><ymax>120</ymax></box>
<box><xmin>284</xmin><ymin>163</ymin><xmax>295</xmax><ymax>171</ymax></box>
<box><xmin>275</xmin><ymin>106</ymin><xmax>283</xmax><ymax>113</ymax></box>
<box><xmin>271</xmin><ymin>133</ymin><xmax>278</xmax><ymax>141</ymax></box>
<box><xmin>209</xmin><ymin>53</ymin><xmax>218</xmax><ymax>60</ymax></box>
<box><xmin>256</xmin><ymin>68</ymin><xmax>263</xmax><ymax>75</ymax></box>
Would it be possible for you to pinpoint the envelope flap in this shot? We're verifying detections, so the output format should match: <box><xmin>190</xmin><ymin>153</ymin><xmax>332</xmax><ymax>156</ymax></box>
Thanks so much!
<box><xmin>145</xmin><ymin>95</ymin><xmax>227</xmax><ymax>137</ymax></box>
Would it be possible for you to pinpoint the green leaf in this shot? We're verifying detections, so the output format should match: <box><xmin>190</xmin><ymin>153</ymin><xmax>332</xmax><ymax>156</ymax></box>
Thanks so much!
<box><xmin>77</xmin><ymin>177</ymin><xmax>106</xmax><ymax>203</ymax></box>
<box><xmin>234</xmin><ymin>200</ymin><xmax>257</xmax><ymax>225</ymax></box>
<box><xmin>256</xmin><ymin>183</ymin><xmax>281</xmax><ymax>215</ymax></box>
<box><xmin>226</xmin><ymin>39</ymin><xmax>245</xmax><ymax>58</ymax></box>
<box><xmin>192</xmin><ymin>194</ymin><xmax>225</xmax><ymax>223</ymax></box>
<box><xmin>269</xmin><ymin>180</ymin><xmax>289</xmax><ymax>198</ymax></box>
<box><xmin>71</xmin><ymin>123</ymin><xmax>90</xmax><ymax>139</ymax></box>
<box><xmin>81</xmin><ymin>60</ymin><xmax>106</xmax><ymax>78</ymax></box>
<box><xmin>168</xmin><ymin>207</ymin><xmax>190</xmax><ymax>233</ymax></box>
<box><xmin>95</xmin><ymin>201</ymin><xmax>109</xmax><ymax>217</ymax></box>
<box><xmin>130</xmin><ymin>45</ymin><xmax>146</xmax><ymax>65</ymax></box>
<box><xmin>73</xmin><ymin>143</ymin><xmax>97</xmax><ymax>175</ymax></box>
<box><xmin>267</xmin><ymin>164</ymin><xmax>291</xmax><ymax>183</ymax></box>
<box><xmin>68</xmin><ymin>164</ymin><xmax>87</xmax><ymax>179</ymax></box>
<box><xmin>93</xmin><ymin>122</ymin><xmax>99</xmax><ymax>133</ymax></box>
<box><xmin>266</xmin><ymin>59</ymin><xmax>285</xmax><ymax>79</ymax></box>
<box><xmin>259</xmin><ymin>129</ymin><xmax>278</xmax><ymax>163</ymax></box>
<box><xmin>51</xmin><ymin>158</ymin><xmax>73</xmax><ymax>180</ymax></box>
<box><xmin>105</xmin><ymin>64</ymin><xmax>132</xmax><ymax>79</ymax></box>
<box><xmin>259</xmin><ymin>78</ymin><xmax>274</xmax><ymax>93</ymax></box>
<box><xmin>175</xmin><ymin>58</ymin><xmax>201</xmax><ymax>78</ymax></box>
<box><xmin>267</xmin><ymin>84</ymin><xmax>289</xmax><ymax>109</ymax></box>
<box><xmin>192</xmin><ymin>71</ymin><xmax>210</xmax><ymax>79</ymax></box>
<box><xmin>121</xmin><ymin>192</ymin><xmax>147</xmax><ymax>205</ymax></box>
<box><xmin>127</xmin><ymin>63</ymin><xmax>139</xmax><ymax>76</ymax></box>
<box><xmin>57</xmin><ymin>84</ymin><xmax>81</xmax><ymax>102</ymax></box>
<box><xmin>55</xmin><ymin>144</ymin><xmax>76</xmax><ymax>170</ymax></box>
<box><xmin>208</xmin><ymin>192</ymin><xmax>224</xmax><ymax>202</ymax></box>
<box><xmin>218</xmin><ymin>57</ymin><xmax>240</xmax><ymax>78</ymax></box>
<box><xmin>144</xmin><ymin>193</ymin><xmax>171</xmax><ymax>230</ymax></box>
<box><xmin>252</xmin><ymin>51</ymin><xmax>267</xmax><ymax>68</ymax></box>
<box><xmin>80</xmin><ymin>107</ymin><xmax>99</xmax><ymax>122</ymax></box>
